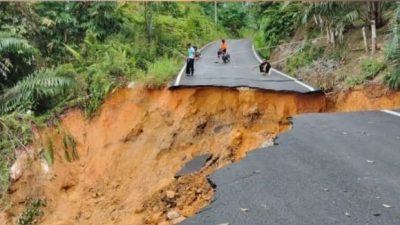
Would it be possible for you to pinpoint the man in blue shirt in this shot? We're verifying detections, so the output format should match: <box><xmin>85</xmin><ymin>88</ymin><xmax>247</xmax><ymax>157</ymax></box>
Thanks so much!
<box><xmin>186</xmin><ymin>43</ymin><xmax>195</xmax><ymax>76</ymax></box>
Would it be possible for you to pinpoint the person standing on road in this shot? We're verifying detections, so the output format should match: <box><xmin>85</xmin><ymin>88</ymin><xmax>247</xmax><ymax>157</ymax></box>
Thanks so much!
<box><xmin>186</xmin><ymin>43</ymin><xmax>195</xmax><ymax>76</ymax></box>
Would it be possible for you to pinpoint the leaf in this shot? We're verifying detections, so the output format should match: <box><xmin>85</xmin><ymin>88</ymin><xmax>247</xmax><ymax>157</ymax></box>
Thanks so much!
<box><xmin>63</xmin><ymin>44</ymin><xmax>82</xmax><ymax>61</ymax></box>
<box><xmin>0</xmin><ymin>69</ymin><xmax>76</xmax><ymax>114</ymax></box>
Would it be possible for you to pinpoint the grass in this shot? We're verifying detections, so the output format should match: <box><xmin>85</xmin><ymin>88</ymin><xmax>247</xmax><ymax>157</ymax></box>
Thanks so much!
<box><xmin>384</xmin><ymin>67</ymin><xmax>400</xmax><ymax>89</ymax></box>
<box><xmin>284</xmin><ymin>43</ymin><xmax>323</xmax><ymax>74</ymax></box>
<box><xmin>136</xmin><ymin>57</ymin><xmax>181</xmax><ymax>87</ymax></box>
<box><xmin>42</xmin><ymin>137</ymin><xmax>54</xmax><ymax>166</ymax></box>
<box><xmin>361</xmin><ymin>58</ymin><xmax>385</xmax><ymax>80</ymax></box>
<box><xmin>346</xmin><ymin>58</ymin><xmax>385</xmax><ymax>87</ymax></box>
<box><xmin>62</xmin><ymin>133</ymin><xmax>78</xmax><ymax>162</ymax></box>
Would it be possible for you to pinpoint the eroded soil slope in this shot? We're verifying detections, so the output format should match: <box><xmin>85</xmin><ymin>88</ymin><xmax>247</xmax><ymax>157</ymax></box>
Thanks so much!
<box><xmin>3</xmin><ymin>83</ymin><xmax>400</xmax><ymax>225</ymax></box>
<box><xmin>327</xmin><ymin>84</ymin><xmax>400</xmax><ymax>112</ymax></box>
<box><xmin>1</xmin><ymin>86</ymin><xmax>325</xmax><ymax>225</ymax></box>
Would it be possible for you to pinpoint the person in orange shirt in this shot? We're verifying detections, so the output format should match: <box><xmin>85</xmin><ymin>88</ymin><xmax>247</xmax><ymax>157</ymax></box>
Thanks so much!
<box><xmin>217</xmin><ymin>39</ymin><xmax>228</xmax><ymax>59</ymax></box>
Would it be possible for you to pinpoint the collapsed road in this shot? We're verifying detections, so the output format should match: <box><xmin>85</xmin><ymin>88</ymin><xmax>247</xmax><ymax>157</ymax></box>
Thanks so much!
<box><xmin>182</xmin><ymin>109</ymin><xmax>400</xmax><ymax>225</ymax></box>
<box><xmin>170</xmin><ymin>39</ymin><xmax>318</xmax><ymax>93</ymax></box>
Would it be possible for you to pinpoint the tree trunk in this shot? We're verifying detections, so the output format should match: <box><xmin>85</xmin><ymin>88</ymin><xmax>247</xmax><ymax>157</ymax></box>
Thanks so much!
<box><xmin>371</xmin><ymin>20</ymin><xmax>377</xmax><ymax>54</ymax></box>
<box><xmin>330</xmin><ymin>29</ymin><xmax>335</xmax><ymax>48</ymax></box>
<box><xmin>313</xmin><ymin>15</ymin><xmax>318</xmax><ymax>25</ymax></box>
<box><xmin>319</xmin><ymin>15</ymin><xmax>324</xmax><ymax>32</ymax></box>
<box><xmin>326</xmin><ymin>27</ymin><xmax>331</xmax><ymax>45</ymax></box>
<box><xmin>362</xmin><ymin>26</ymin><xmax>369</xmax><ymax>53</ymax></box>
<box><xmin>368</xmin><ymin>2</ymin><xmax>385</xmax><ymax>28</ymax></box>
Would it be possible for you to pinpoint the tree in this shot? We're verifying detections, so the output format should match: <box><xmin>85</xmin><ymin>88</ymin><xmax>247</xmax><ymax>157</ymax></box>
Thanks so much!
<box><xmin>143</xmin><ymin>2</ymin><xmax>157</xmax><ymax>43</ymax></box>
<box><xmin>303</xmin><ymin>2</ymin><xmax>359</xmax><ymax>47</ymax></box>
<box><xmin>218</xmin><ymin>3</ymin><xmax>248</xmax><ymax>34</ymax></box>
<box><xmin>31</xmin><ymin>2</ymin><xmax>122</xmax><ymax>62</ymax></box>
<box><xmin>253</xmin><ymin>3</ymin><xmax>302</xmax><ymax>58</ymax></box>
<box><xmin>366</xmin><ymin>2</ymin><xmax>385</xmax><ymax>28</ymax></box>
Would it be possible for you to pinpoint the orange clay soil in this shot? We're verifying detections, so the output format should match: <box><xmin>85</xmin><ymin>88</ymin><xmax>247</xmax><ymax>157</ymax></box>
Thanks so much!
<box><xmin>2</xmin><ymin>83</ymin><xmax>400</xmax><ymax>225</ymax></box>
<box><xmin>0</xmin><ymin>86</ymin><xmax>325</xmax><ymax>225</ymax></box>
<box><xmin>326</xmin><ymin>83</ymin><xmax>400</xmax><ymax>112</ymax></box>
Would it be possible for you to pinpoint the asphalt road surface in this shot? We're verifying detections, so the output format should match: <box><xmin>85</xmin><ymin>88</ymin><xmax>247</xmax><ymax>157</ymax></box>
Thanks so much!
<box><xmin>182</xmin><ymin>109</ymin><xmax>400</xmax><ymax>225</ymax></box>
<box><xmin>170</xmin><ymin>39</ymin><xmax>318</xmax><ymax>93</ymax></box>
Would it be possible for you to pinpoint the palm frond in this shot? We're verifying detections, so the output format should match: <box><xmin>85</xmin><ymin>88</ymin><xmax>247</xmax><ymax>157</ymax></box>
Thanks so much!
<box><xmin>0</xmin><ymin>70</ymin><xmax>76</xmax><ymax>114</ymax></box>
<box><xmin>343</xmin><ymin>10</ymin><xmax>359</xmax><ymax>24</ymax></box>
<box><xmin>384</xmin><ymin>64</ymin><xmax>400</xmax><ymax>89</ymax></box>
<box><xmin>64</xmin><ymin>44</ymin><xmax>82</xmax><ymax>61</ymax></box>
<box><xmin>0</xmin><ymin>37</ymin><xmax>33</xmax><ymax>54</ymax></box>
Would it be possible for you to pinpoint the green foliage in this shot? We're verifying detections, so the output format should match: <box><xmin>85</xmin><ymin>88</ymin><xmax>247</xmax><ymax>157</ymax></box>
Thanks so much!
<box><xmin>0</xmin><ymin>113</ymin><xmax>35</xmax><ymax>196</ymax></box>
<box><xmin>345</xmin><ymin>76</ymin><xmax>365</xmax><ymax>87</ymax></box>
<box><xmin>83</xmin><ymin>72</ymin><xmax>115</xmax><ymax>117</ymax></box>
<box><xmin>385</xmin><ymin>3</ymin><xmax>400</xmax><ymax>89</ymax></box>
<box><xmin>17</xmin><ymin>198</ymin><xmax>46</xmax><ymax>225</ymax></box>
<box><xmin>0</xmin><ymin>35</ymin><xmax>39</xmax><ymax>87</ymax></box>
<box><xmin>58</xmin><ymin>3</ymin><xmax>225</xmax><ymax>116</ymax></box>
<box><xmin>154</xmin><ymin>4</ymin><xmax>225</xmax><ymax>51</ymax></box>
<box><xmin>31</xmin><ymin>2</ymin><xmax>123</xmax><ymax>63</ymax></box>
<box><xmin>218</xmin><ymin>3</ymin><xmax>249</xmax><ymax>35</ymax></box>
<box><xmin>303</xmin><ymin>2</ymin><xmax>360</xmax><ymax>43</ymax></box>
<box><xmin>136</xmin><ymin>57</ymin><xmax>181</xmax><ymax>87</ymax></box>
<box><xmin>0</xmin><ymin>69</ymin><xmax>75</xmax><ymax>115</ymax></box>
<box><xmin>384</xmin><ymin>68</ymin><xmax>400</xmax><ymax>89</ymax></box>
<box><xmin>63</xmin><ymin>133</ymin><xmax>78</xmax><ymax>162</ymax></box>
<box><xmin>361</xmin><ymin>58</ymin><xmax>385</xmax><ymax>80</ymax></box>
<box><xmin>346</xmin><ymin>58</ymin><xmax>385</xmax><ymax>87</ymax></box>
<box><xmin>43</xmin><ymin>137</ymin><xmax>54</xmax><ymax>166</ymax></box>
<box><xmin>63</xmin><ymin>33</ymin><xmax>137</xmax><ymax>116</ymax></box>
<box><xmin>1</xmin><ymin>2</ymin><xmax>227</xmax><ymax>117</ymax></box>
<box><xmin>285</xmin><ymin>41</ymin><xmax>323</xmax><ymax>74</ymax></box>
<box><xmin>254</xmin><ymin>3</ymin><xmax>303</xmax><ymax>58</ymax></box>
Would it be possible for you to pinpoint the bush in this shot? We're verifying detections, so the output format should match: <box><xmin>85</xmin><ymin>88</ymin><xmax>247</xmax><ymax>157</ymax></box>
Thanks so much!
<box><xmin>136</xmin><ymin>57</ymin><xmax>181</xmax><ymax>87</ymax></box>
<box><xmin>253</xmin><ymin>3</ymin><xmax>303</xmax><ymax>58</ymax></box>
<box><xmin>0</xmin><ymin>113</ymin><xmax>35</xmax><ymax>196</ymax></box>
<box><xmin>345</xmin><ymin>76</ymin><xmax>365</xmax><ymax>87</ymax></box>
<box><xmin>361</xmin><ymin>58</ymin><xmax>385</xmax><ymax>80</ymax></box>
<box><xmin>384</xmin><ymin>66</ymin><xmax>400</xmax><ymax>89</ymax></box>
<box><xmin>345</xmin><ymin>58</ymin><xmax>385</xmax><ymax>87</ymax></box>
<box><xmin>285</xmin><ymin>42</ymin><xmax>323</xmax><ymax>74</ymax></box>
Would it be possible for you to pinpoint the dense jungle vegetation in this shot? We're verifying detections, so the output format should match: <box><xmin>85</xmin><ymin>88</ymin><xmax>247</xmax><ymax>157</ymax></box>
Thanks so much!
<box><xmin>1</xmin><ymin>2</ymin><xmax>400</xmax><ymax>206</ymax></box>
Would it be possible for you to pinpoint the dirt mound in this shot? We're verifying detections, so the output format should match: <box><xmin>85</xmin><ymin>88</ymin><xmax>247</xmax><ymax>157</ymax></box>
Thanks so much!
<box><xmin>1</xmin><ymin>86</ymin><xmax>325</xmax><ymax>225</ymax></box>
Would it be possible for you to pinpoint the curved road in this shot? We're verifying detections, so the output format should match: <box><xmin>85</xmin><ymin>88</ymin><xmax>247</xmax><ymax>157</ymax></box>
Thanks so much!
<box><xmin>170</xmin><ymin>39</ymin><xmax>318</xmax><ymax>93</ymax></box>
